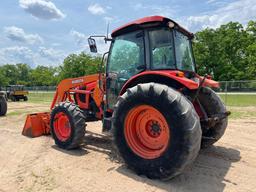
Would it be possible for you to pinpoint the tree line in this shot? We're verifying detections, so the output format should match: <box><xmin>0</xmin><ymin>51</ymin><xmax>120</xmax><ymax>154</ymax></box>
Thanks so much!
<box><xmin>0</xmin><ymin>52</ymin><xmax>101</xmax><ymax>87</ymax></box>
<box><xmin>0</xmin><ymin>20</ymin><xmax>255</xmax><ymax>87</ymax></box>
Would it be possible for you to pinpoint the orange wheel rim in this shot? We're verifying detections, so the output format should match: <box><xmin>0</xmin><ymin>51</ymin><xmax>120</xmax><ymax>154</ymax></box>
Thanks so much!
<box><xmin>124</xmin><ymin>105</ymin><xmax>170</xmax><ymax>159</ymax></box>
<box><xmin>53</xmin><ymin>112</ymin><xmax>71</xmax><ymax>141</ymax></box>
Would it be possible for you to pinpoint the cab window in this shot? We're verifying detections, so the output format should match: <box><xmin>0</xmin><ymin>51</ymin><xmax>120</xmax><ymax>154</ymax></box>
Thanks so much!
<box><xmin>149</xmin><ymin>28</ymin><xmax>175</xmax><ymax>70</ymax></box>
<box><xmin>107</xmin><ymin>31</ymin><xmax>145</xmax><ymax>78</ymax></box>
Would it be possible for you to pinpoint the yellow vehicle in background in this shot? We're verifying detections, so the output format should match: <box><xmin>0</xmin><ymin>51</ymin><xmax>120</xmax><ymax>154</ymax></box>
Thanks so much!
<box><xmin>6</xmin><ymin>85</ymin><xmax>28</xmax><ymax>101</ymax></box>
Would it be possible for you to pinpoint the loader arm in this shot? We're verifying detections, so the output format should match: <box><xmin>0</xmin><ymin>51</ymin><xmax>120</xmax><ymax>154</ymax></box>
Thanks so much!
<box><xmin>50</xmin><ymin>74</ymin><xmax>100</xmax><ymax>110</ymax></box>
<box><xmin>23</xmin><ymin>74</ymin><xmax>103</xmax><ymax>138</ymax></box>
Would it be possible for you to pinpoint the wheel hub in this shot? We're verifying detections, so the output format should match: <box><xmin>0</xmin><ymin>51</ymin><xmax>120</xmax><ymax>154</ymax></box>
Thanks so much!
<box><xmin>53</xmin><ymin>112</ymin><xmax>71</xmax><ymax>142</ymax></box>
<box><xmin>148</xmin><ymin>121</ymin><xmax>161</xmax><ymax>137</ymax></box>
<box><xmin>124</xmin><ymin>105</ymin><xmax>170</xmax><ymax>159</ymax></box>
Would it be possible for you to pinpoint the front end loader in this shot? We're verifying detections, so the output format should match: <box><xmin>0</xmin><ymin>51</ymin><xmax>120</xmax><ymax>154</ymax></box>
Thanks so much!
<box><xmin>22</xmin><ymin>16</ymin><xmax>230</xmax><ymax>179</ymax></box>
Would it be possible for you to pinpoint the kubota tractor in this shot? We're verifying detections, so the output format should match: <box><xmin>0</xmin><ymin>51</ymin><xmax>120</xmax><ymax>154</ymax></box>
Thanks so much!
<box><xmin>22</xmin><ymin>16</ymin><xmax>230</xmax><ymax>179</ymax></box>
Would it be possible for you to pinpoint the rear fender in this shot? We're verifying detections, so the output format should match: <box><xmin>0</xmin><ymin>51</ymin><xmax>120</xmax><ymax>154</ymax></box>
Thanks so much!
<box><xmin>120</xmin><ymin>70</ymin><xmax>199</xmax><ymax>95</ymax></box>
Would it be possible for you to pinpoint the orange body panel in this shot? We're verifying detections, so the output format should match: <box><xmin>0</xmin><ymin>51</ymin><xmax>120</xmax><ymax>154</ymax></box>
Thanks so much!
<box><xmin>120</xmin><ymin>70</ymin><xmax>219</xmax><ymax>95</ymax></box>
<box><xmin>51</xmin><ymin>74</ymin><xmax>100</xmax><ymax>109</ymax></box>
<box><xmin>22</xmin><ymin>112</ymin><xmax>50</xmax><ymax>137</ymax></box>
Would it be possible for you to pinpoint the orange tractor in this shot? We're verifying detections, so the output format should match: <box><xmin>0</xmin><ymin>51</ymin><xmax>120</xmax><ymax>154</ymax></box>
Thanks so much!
<box><xmin>22</xmin><ymin>16</ymin><xmax>230</xmax><ymax>179</ymax></box>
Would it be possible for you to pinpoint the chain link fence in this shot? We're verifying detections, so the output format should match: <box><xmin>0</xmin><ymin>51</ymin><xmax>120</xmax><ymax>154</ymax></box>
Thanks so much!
<box><xmin>23</xmin><ymin>86</ymin><xmax>56</xmax><ymax>103</ymax></box>
<box><xmin>218</xmin><ymin>80</ymin><xmax>256</xmax><ymax>93</ymax></box>
<box><xmin>215</xmin><ymin>81</ymin><xmax>256</xmax><ymax>106</ymax></box>
<box><xmin>2</xmin><ymin>80</ymin><xmax>255</xmax><ymax>106</ymax></box>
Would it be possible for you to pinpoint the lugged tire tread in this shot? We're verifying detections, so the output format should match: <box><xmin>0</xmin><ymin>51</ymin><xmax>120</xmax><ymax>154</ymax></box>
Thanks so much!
<box><xmin>112</xmin><ymin>83</ymin><xmax>201</xmax><ymax>180</ymax></box>
<box><xmin>50</xmin><ymin>101</ymin><xmax>86</xmax><ymax>149</ymax></box>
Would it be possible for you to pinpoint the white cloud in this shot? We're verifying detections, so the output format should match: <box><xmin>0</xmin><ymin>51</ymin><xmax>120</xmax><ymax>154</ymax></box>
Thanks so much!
<box><xmin>19</xmin><ymin>0</ymin><xmax>65</xmax><ymax>20</ymax></box>
<box><xmin>0</xmin><ymin>46</ymin><xmax>35</xmax><ymax>66</ymax></box>
<box><xmin>186</xmin><ymin>0</ymin><xmax>256</xmax><ymax>31</ymax></box>
<box><xmin>70</xmin><ymin>30</ymin><xmax>88</xmax><ymax>46</ymax></box>
<box><xmin>4</xmin><ymin>26</ymin><xmax>43</xmax><ymax>45</ymax></box>
<box><xmin>88</xmin><ymin>3</ymin><xmax>106</xmax><ymax>15</ymax></box>
<box><xmin>38</xmin><ymin>47</ymin><xmax>65</xmax><ymax>62</ymax></box>
<box><xmin>0</xmin><ymin>46</ymin><xmax>67</xmax><ymax>67</ymax></box>
<box><xmin>207</xmin><ymin>0</ymin><xmax>218</xmax><ymax>4</ymax></box>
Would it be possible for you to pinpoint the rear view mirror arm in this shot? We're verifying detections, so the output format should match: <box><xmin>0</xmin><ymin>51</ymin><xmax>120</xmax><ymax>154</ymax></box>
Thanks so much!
<box><xmin>89</xmin><ymin>35</ymin><xmax>113</xmax><ymax>43</ymax></box>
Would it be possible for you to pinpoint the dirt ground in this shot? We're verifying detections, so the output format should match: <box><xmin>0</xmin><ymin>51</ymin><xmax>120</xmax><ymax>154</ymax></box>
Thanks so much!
<box><xmin>0</xmin><ymin>102</ymin><xmax>256</xmax><ymax>192</ymax></box>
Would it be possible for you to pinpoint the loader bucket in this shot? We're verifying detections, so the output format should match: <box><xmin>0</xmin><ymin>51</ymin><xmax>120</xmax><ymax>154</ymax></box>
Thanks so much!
<box><xmin>22</xmin><ymin>112</ymin><xmax>51</xmax><ymax>137</ymax></box>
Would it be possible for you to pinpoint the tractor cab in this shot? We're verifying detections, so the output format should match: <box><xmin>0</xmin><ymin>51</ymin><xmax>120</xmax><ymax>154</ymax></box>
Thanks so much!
<box><xmin>89</xmin><ymin>16</ymin><xmax>197</xmax><ymax>109</ymax></box>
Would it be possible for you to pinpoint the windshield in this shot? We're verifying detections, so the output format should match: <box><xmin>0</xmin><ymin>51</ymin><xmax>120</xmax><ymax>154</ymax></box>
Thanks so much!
<box><xmin>149</xmin><ymin>28</ymin><xmax>195</xmax><ymax>72</ymax></box>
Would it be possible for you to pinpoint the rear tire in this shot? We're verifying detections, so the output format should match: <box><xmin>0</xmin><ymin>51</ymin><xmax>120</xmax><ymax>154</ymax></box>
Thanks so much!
<box><xmin>0</xmin><ymin>96</ymin><xmax>7</xmax><ymax>116</ymax></box>
<box><xmin>50</xmin><ymin>102</ymin><xmax>86</xmax><ymax>149</ymax></box>
<box><xmin>197</xmin><ymin>87</ymin><xmax>228</xmax><ymax>148</ymax></box>
<box><xmin>112</xmin><ymin>83</ymin><xmax>201</xmax><ymax>179</ymax></box>
<box><xmin>24</xmin><ymin>96</ymin><xmax>28</xmax><ymax>101</ymax></box>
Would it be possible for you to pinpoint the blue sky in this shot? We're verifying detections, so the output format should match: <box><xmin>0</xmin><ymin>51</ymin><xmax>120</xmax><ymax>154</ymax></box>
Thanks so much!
<box><xmin>0</xmin><ymin>0</ymin><xmax>255</xmax><ymax>67</ymax></box>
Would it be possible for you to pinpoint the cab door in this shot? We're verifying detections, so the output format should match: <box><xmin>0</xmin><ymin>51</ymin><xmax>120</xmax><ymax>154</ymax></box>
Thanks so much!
<box><xmin>106</xmin><ymin>31</ymin><xmax>145</xmax><ymax>109</ymax></box>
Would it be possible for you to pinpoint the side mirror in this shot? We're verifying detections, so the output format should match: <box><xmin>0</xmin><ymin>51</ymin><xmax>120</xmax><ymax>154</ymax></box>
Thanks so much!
<box><xmin>88</xmin><ymin>37</ymin><xmax>97</xmax><ymax>53</ymax></box>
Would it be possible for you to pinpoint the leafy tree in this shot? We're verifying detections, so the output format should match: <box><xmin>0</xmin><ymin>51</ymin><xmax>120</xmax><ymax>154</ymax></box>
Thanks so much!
<box><xmin>16</xmin><ymin>63</ymin><xmax>31</xmax><ymax>85</ymax></box>
<box><xmin>59</xmin><ymin>52</ymin><xmax>101</xmax><ymax>80</ymax></box>
<box><xmin>30</xmin><ymin>66</ymin><xmax>58</xmax><ymax>86</ymax></box>
<box><xmin>0</xmin><ymin>64</ymin><xmax>19</xmax><ymax>85</ymax></box>
<box><xmin>193</xmin><ymin>21</ymin><xmax>256</xmax><ymax>80</ymax></box>
<box><xmin>0</xmin><ymin>67</ymin><xmax>9</xmax><ymax>87</ymax></box>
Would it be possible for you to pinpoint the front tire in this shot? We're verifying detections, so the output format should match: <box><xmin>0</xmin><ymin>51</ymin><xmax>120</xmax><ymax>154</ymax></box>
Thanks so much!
<box><xmin>112</xmin><ymin>83</ymin><xmax>201</xmax><ymax>179</ymax></box>
<box><xmin>50</xmin><ymin>102</ymin><xmax>86</xmax><ymax>149</ymax></box>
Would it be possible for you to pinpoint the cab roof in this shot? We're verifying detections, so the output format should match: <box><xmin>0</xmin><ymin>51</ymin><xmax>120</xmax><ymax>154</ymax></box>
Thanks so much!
<box><xmin>111</xmin><ymin>15</ymin><xmax>194</xmax><ymax>38</ymax></box>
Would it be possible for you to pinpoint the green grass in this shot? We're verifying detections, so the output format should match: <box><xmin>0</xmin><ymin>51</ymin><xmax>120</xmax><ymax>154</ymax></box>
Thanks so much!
<box><xmin>7</xmin><ymin>110</ymin><xmax>27</xmax><ymax>116</ymax></box>
<box><xmin>7</xmin><ymin>92</ymin><xmax>256</xmax><ymax>120</ymax></box>
<box><xmin>218</xmin><ymin>94</ymin><xmax>256</xmax><ymax>119</ymax></box>
<box><xmin>25</xmin><ymin>92</ymin><xmax>256</xmax><ymax>107</ymax></box>
<box><xmin>219</xmin><ymin>94</ymin><xmax>256</xmax><ymax>107</ymax></box>
<box><xmin>229</xmin><ymin>110</ymin><xmax>255</xmax><ymax>119</ymax></box>
<box><xmin>27</xmin><ymin>92</ymin><xmax>54</xmax><ymax>104</ymax></box>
